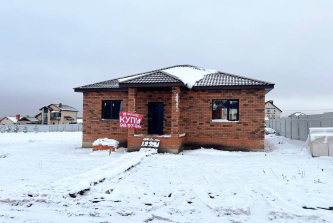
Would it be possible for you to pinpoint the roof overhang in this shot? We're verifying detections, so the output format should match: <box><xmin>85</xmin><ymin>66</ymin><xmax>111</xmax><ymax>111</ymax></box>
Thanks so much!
<box><xmin>74</xmin><ymin>88</ymin><xmax>128</xmax><ymax>92</ymax></box>
<box><xmin>118</xmin><ymin>82</ymin><xmax>186</xmax><ymax>88</ymax></box>
<box><xmin>193</xmin><ymin>84</ymin><xmax>275</xmax><ymax>94</ymax></box>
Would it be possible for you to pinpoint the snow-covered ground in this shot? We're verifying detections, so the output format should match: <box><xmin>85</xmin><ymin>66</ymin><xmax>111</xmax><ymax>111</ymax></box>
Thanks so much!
<box><xmin>1</xmin><ymin>132</ymin><xmax>333</xmax><ymax>222</ymax></box>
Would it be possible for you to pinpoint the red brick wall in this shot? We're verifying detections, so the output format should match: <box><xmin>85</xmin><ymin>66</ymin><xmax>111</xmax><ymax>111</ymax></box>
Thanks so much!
<box><xmin>179</xmin><ymin>89</ymin><xmax>265</xmax><ymax>150</ymax></box>
<box><xmin>82</xmin><ymin>91</ymin><xmax>128</xmax><ymax>147</ymax></box>
<box><xmin>134</xmin><ymin>89</ymin><xmax>172</xmax><ymax>135</ymax></box>
<box><xmin>82</xmin><ymin>88</ymin><xmax>265</xmax><ymax>151</ymax></box>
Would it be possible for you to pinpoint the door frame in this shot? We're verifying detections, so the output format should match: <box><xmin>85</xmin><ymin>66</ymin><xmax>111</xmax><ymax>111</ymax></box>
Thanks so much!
<box><xmin>148</xmin><ymin>102</ymin><xmax>164</xmax><ymax>135</ymax></box>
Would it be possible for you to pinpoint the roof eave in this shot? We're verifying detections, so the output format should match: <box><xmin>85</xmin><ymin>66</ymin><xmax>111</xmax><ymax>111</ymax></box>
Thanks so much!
<box><xmin>74</xmin><ymin>87</ymin><xmax>128</xmax><ymax>92</ymax></box>
<box><xmin>265</xmin><ymin>101</ymin><xmax>282</xmax><ymax>112</ymax></box>
<box><xmin>119</xmin><ymin>83</ymin><xmax>186</xmax><ymax>88</ymax></box>
<box><xmin>193</xmin><ymin>84</ymin><xmax>274</xmax><ymax>92</ymax></box>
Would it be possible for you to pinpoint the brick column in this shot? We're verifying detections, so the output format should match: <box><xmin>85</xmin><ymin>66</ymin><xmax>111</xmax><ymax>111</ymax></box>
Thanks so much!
<box><xmin>171</xmin><ymin>86</ymin><xmax>180</xmax><ymax>139</ymax></box>
<box><xmin>127</xmin><ymin>88</ymin><xmax>137</xmax><ymax>151</ymax></box>
<box><xmin>128</xmin><ymin>88</ymin><xmax>137</xmax><ymax>137</ymax></box>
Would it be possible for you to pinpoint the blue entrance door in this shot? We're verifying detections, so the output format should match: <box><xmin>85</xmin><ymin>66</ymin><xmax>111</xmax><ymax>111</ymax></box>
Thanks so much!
<box><xmin>148</xmin><ymin>102</ymin><xmax>164</xmax><ymax>135</ymax></box>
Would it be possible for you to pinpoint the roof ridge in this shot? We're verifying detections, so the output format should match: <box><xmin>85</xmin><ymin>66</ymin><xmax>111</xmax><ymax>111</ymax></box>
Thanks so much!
<box><xmin>74</xmin><ymin>65</ymin><xmax>275</xmax><ymax>92</ymax></box>
<box><xmin>216</xmin><ymin>71</ymin><xmax>274</xmax><ymax>85</ymax></box>
<box><xmin>74</xmin><ymin>65</ymin><xmax>193</xmax><ymax>89</ymax></box>
<box><xmin>118</xmin><ymin>64</ymin><xmax>197</xmax><ymax>82</ymax></box>
<box><xmin>265</xmin><ymin>101</ymin><xmax>282</xmax><ymax>112</ymax></box>
<box><xmin>159</xmin><ymin>70</ymin><xmax>184</xmax><ymax>82</ymax></box>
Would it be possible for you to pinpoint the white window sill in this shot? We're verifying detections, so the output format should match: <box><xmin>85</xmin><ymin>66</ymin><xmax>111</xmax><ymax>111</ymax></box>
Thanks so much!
<box><xmin>134</xmin><ymin>134</ymin><xmax>172</xmax><ymax>138</ymax></box>
<box><xmin>212</xmin><ymin>119</ymin><xmax>239</xmax><ymax>123</ymax></box>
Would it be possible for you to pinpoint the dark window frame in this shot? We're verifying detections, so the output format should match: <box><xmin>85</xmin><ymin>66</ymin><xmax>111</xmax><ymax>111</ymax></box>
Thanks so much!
<box><xmin>212</xmin><ymin>99</ymin><xmax>239</xmax><ymax>121</ymax></box>
<box><xmin>53</xmin><ymin>112</ymin><xmax>61</xmax><ymax>117</ymax></box>
<box><xmin>102</xmin><ymin>100</ymin><xmax>123</xmax><ymax>120</ymax></box>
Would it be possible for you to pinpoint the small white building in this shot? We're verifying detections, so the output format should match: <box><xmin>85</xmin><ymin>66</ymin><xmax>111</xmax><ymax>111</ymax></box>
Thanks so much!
<box><xmin>265</xmin><ymin>100</ymin><xmax>282</xmax><ymax>119</ymax></box>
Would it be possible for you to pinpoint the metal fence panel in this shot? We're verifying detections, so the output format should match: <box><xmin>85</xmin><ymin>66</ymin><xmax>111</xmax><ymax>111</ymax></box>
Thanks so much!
<box><xmin>291</xmin><ymin>117</ymin><xmax>299</xmax><ymax>140</ymax></box>
<box><xmin>321</xmin><ymin>112</ymin><xmax>333</xmax><ymax>127</ymax></box>
<box><xmin>298</xmin><ymin>116</ymin><xmax>308</xmax><ymax>141</ymax></box>
<box><xmin>285</xmin><ymin>118</ymin><xmax>292</xmax><ymax>138</ymax></box>
<box><xmin>281</xmin><ymin>119</ymin><xmax>286</xmax><ymax>136</ymax></box>
<box><xmin>265</xmin><ymin>112</ymin><xmax>333</xmax><ymax>141</ymax></box>
<box><xmin>0</xmin><ymin>124</ymin><xmax>82</xmax><ymax>133</ymax></box>
<box><xmin>307</xmin><ymin>114</ymin><xmax>321</xmax><ymax>129</ymax></box>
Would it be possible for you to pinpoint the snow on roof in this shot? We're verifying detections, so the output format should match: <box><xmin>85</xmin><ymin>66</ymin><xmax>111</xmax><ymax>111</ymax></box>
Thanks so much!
<box><xmin>53</xmin><ymin>104</ymin><xmax>78</xmax><ymax>112</ymax></box>
<box><xmin>162</xmin><ymin>66</ymin><xmax>217</xmax><ymax>88</ymax></box>
<box><xmin>289</xmin><ymin>112</ymin><xmax>306</xmax><ymax>117</ymax></box>
<box><xmin>74</xmin><ymin>64</ymin><xmax>274</xmax><ymax>91</ymax></box>
<box><xmin>7</xmin><ymin>116</ymin><xmax>22</xmax><ymax>123</ymax></box>
<box><xmin>39</xmin><ymin>104</ymin><xmax>79</xmax><ymax>112</ymax></box>
<box><xmin>118</xmin><ymin>72</ymin><xmax>151</xmax><ymax>83</ymax></box>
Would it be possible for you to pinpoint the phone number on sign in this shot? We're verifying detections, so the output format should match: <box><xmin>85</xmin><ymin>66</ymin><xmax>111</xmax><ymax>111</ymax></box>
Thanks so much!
<box><xmin>119</xmin><ymin>123</ymin><xmax>142</xmax><ymax>129</ymax></box>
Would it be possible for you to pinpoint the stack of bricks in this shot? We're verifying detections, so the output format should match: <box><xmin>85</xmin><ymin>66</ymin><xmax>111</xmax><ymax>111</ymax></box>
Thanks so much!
<box><xmin>92</xmin><ymin>144</ymin><xmax>118</xmax><ymax>152</ymax></box>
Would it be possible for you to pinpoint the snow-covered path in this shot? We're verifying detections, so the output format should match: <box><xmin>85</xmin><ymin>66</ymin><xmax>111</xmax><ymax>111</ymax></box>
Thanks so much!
<box><xmin>1</xmin><ymin>133</ymin><xmax>333</xmax><ymax>222</ymax></box>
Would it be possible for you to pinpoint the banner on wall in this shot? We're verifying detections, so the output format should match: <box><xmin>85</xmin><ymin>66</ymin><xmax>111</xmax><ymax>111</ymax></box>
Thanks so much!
<box><xmin>119</xmin><ymin>112</ymin><xmax>143</xmax><ymax>129</ymax></box>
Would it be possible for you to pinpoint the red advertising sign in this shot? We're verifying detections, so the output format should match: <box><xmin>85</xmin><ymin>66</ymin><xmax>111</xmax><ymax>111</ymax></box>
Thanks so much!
<box><xmin>119</xmin><ymin>112</ymin><xmax>143</xmax><ymax>129</ymax></box>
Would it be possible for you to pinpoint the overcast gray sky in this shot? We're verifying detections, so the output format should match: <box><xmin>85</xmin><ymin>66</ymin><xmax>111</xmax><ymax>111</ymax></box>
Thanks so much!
<box><xmin>1</xmin><ymin>0</ymin><xmax>332</xmax><ymax>117</ymax></box>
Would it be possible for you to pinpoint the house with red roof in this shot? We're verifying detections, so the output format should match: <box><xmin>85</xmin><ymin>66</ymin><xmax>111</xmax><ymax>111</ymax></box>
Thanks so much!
<box><xmin>0</xmin><ymin>115</ymin><xmax>22</xmax><ymax>125</ymax></box>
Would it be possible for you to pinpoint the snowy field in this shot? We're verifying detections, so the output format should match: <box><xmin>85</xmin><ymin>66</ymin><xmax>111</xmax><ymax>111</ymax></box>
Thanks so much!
<box><xmin>1</xmin><ymin>132</ymin><xmax>333</xmax><ymax>222</ymax></box>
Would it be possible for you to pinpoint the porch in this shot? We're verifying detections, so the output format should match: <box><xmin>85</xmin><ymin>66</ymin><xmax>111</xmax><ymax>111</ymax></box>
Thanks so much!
<box><xmin>126</xmin><ymin>87</ymin><xmax>184</xmax><ymax>153</ymax></box>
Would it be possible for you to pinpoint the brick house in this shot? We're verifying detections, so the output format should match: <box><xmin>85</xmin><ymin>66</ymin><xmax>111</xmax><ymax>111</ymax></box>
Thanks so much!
<box><xmin>74</xmin><ymin>65</ymin><xmax>274</xmax><ymax>153</ymax></box>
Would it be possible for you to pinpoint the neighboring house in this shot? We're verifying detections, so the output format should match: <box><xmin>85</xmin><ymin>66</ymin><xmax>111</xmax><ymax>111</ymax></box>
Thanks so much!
<box><xmin>265</xmin><ymin>100</ymin><xmax>282</xmax><ymax>119</ymax></box>
<box><xmin>0</xmin><ymin>115</ymin><xmax>22</xmax><ymax>125</ymax></box>
<box><xmin>74</xmin><ymin>65</ymin><xmax>275</xmax><ymax>153</ymax></box>
<box><xmin>18</xmin><ymin>116</ymin><xmax>41</xmax><ymax>125</ymax></box>
<box><xmin>289</xmin><ymin>112</ymin><xmax>306</xmax><ymax>117</ymax></box>
<box><xmin>40</xmin><ymin>103</ymin><xmax>79</xmax><ymax>125</ymax></box>
<box><xmin>35</xmin><ymin>113</ymin><xmax>42</xmax><ymax>121</ymax></box>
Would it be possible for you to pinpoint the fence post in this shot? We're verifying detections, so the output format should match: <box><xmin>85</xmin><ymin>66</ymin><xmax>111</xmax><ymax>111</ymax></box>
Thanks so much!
<box><xmin>297</xmin><ymin>117</ymin><xmax>300</xmax><ymax>140</ymax></box>
<box><xmin>290</xmin><ymin>117</ymin><xmax>292</xmax><ymax>139</ymax></box>
<box><xmin>306</xmin><ymin>116</ymin><xmax>309</xmax><ymax>139</ymax></box>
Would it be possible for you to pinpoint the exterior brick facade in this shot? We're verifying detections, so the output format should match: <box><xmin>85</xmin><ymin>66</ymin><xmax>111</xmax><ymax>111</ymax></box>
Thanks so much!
<box><xmin>82</xmin><ymin>87</ymin><xmax>265</xmax><ymax>153</ymax></box>
<box><xmin>82</xmin><ymin>91</ymin><xmax>128</xmax><ymax>148</ymax></box>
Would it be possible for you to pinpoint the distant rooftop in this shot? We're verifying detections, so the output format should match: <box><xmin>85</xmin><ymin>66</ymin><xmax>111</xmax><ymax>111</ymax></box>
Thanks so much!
<box><xmin>40</xmin><ymin>104</ymin><xmax>78</xmax><ymax>112</ymax></box>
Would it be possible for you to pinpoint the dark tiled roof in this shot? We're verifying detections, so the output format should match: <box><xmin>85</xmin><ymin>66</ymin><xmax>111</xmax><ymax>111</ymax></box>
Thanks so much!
<box><xmin>75</xmin><ymin>79</ymin><xmax>119</xmax><ymax>89</ymax></box>
<box><xmin>39</xmin><ymin>104</ymin><xmax>78</xmax><ymax>112</ymax></box>
<box><xmin>53</xmin><ymin>104</ymin><xmax>79</xmax><ymax>112</ymax></box>
<box><xmin>26</xmin><ymin>117</ymin><xmax>40</xmax><ymax>122</ymax></box>
<box><xmin>74</xmin><ymin>64</ymin><xmax>274</xmax><ymax>91</ymax></box>
<box><xmin>194</xmin><ymin>72</ymin><xmax>273</xmax><ymax>87</ymax></box>
<box><xmin>121</xmin><ymin>71</ymin><xmax>182</xmax><ymax>84</ymax></box>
